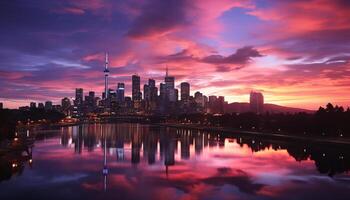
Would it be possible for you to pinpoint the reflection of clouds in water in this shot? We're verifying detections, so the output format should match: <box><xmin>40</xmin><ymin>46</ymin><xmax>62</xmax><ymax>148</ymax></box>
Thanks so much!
<box><xmin>255</xmin><ymin>171</ymin><xmax>291</xmax><ymax>186</ymax></box>
<box><xmin>255</xmin><ymin>171</ymin><xmax>336</xmax><ymax>187</ymax></box>
<box><xmin>50</xmin><ymin>173</ymin><xmax>88</xmax><ymax>183</ymax></box>
<box><xmin>2</xmin><ymin>123</ymin><xmax>350</xmax><ymax>200</ymax></box>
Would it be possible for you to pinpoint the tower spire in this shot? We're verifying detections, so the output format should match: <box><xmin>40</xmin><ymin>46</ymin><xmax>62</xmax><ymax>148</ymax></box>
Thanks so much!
<box><xmin>165</xmin><ymin>65</ymin><xmax>169</xmax><ymax>77</ymax></box>
<box><xmin>105</xmin><ymin>52</ymin><xmax>109</xmax><ymax>70</ymax></box>
<box><xmin>104</xmin><ymin>52</ymin><xmax>110</xmax><ymax>100</ymax></box>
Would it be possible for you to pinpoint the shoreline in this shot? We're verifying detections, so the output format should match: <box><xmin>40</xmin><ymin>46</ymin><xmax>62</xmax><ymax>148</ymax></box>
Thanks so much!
<box><xmin>25</xmin><ymin>121</ymin><xmax>350</xmax><ymax>146</ymax></box>
<box><xmin>157</xmin><ymin>123</ymin><xmax>350</xmax><ymax>146</ymax></box>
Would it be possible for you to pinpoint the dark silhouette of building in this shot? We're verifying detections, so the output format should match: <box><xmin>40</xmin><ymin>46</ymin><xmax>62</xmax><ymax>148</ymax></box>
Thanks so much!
<box><xmin>148</xmin><ymin>79</ymin><xmax>158</xmax><ymax>102</ymax></box>
<box><xmin>144</xmin><ymin>84</ymin><xmax>150</xmax><ymax>101</ymax></box>
<box><xmin>142</xmin><ymin>79</ymin><xmax>158</xmax><ymax>113</ymax></box>
<box><xmin>164</xmin><ymin>67</ymin><xmax>176</xmax><ymax>102</ymax></box>
<box><xmin>116</xmin><ymin>83</ymin><xmax>125</xmax><ymax>103</ymax></box>
<box><xmin>250</xmin><ymin>91</ymin><xmax>264</xmax><ymax>114</ymax></box>
<box><xmin>218</xmin><ymin>96</ymin><xmax>225</xmax><ymax>113</ymax></box>
<box><xmin>61</xmin><ymin>97</ymin><xmax>71</xmax><ymax>116</ymax></box>
<box><xmin>132</xmin><ymin>75</ymin><xmax>141</xmax><ymax>101</ymax></box>
<box><xmin>30</xmin><ymin>102</ymin><xmax>36</xmax><ymax>109</ymax></box>
<box><xmin>180</xmin><ymin>82</ymin><xmax>190</xmax><ymax>102</ymax></box>
<box><xmin>84</xmin><ymin>91</ymin><xmax>96</xmax><ymax>113</ymax></box>
<box><xmin>75</xmin><ymin>88</ymin><xmax>83</xmax><ymax>106</ymax></box>
<box><xmin>160</xmin><ymin>83</ymin><xmax>166</xmax><ymax>101</ymax></box>
<box><xmin>38</xmin><ymin>102</ymin><xmax>44</xmax><ymax>109</ymax></box>
<box><xmin>207</xmin><ymin>95</ymin><xmax>224</xmax><ymax>114</ymax></box>
<box><xmin>44</xmin><ymin>101</ymin><xmax>52</xmax><ymax>110</ymax></box>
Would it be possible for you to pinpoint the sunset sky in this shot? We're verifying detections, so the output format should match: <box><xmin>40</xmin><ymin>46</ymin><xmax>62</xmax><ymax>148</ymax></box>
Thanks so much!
<box><xmin>1</xmin><ymin>0</ymin><xmax>350</xmax><ymax>109</ymax></box>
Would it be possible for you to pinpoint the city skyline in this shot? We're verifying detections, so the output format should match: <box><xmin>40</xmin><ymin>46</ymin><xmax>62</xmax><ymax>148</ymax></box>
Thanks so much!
<box><xmin>1</xmin><ymin>0</ymin><xmax>350</xmax><ymax>109</ymax></box>
<box><xmin>3</xmin><ymin>66</ymin><xmax>264</xmax><ymax>111</ymax></box>
<box><xmin>1</xmin><ymin>1</ymin><xmax>350</xmax><ymax>199</ymax></box>
<box><xmin>18</xmin><ymin>68</ymin><xmax>240</xmax><ymax>116</ymax></box>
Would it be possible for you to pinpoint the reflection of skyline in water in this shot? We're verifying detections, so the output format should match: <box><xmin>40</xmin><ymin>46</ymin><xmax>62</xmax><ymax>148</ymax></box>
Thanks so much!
<box><xmin>60</xmin><ymin>123</ymin><xmax>350</xmax><ymax>177</ymax></box>
<box><xmin>1</xmin><ymin>123</ymin><xmax>350</xmax><ymax>200</ymax></box>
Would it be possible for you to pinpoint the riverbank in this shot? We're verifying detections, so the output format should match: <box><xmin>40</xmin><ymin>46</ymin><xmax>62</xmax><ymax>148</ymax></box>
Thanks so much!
<box><xmin>15</xmin><ymin>120</ymin><xmax>350</xmax><ymax>146</ymax></box>
<box><xmin>158</xmin><ymin>123</ymin><xmax>350</xmax><ymax>146</ymax></box>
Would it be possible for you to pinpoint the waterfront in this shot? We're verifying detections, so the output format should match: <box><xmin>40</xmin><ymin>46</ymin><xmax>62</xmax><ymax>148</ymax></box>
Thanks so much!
<box><xmin>1</xmin><ymin>123</ymin><xmax>350</xmax><ymax>200</ymax></box>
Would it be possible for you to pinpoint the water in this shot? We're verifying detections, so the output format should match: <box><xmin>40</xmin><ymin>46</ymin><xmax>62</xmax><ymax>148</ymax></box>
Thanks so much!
<box><xmin>0</xmin><ymin>123</ymin><xmax>349</xmax><ymax>200</ymax></box>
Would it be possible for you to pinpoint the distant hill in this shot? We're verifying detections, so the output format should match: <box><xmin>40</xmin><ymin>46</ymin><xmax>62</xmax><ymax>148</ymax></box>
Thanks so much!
<box><xmin>225</xmin><ymin>102</ymin><xmax>314</xmax><ymax>114</ymax></box>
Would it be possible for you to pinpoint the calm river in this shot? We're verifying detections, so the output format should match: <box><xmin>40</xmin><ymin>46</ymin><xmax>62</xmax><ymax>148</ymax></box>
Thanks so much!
<box><xmin>0</xmin><ymin>123</ymin><xmax>349</xmax><ymax>200</ymax></box>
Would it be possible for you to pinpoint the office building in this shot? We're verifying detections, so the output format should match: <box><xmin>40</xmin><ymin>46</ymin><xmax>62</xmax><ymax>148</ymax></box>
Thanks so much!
<box><xmin>217</xmin><ymin>96</ymin><xmax>225</xmax><ymax>114</ymax></box>
<box><xmin>250</xmin><ymin>91</ymin><xmax>264</xmax><ymax>114</ymax></box>
<box><xmin>148</xmin><ymin>79</ymin><xmax>158</xmax><ymax>102</ymax></box>
<box><xmin>30</xmin><ymin>102</ymin><xmax>36</xmax><ymax>109</ymax></box>
<box><xmin>144</xmin><ymin>84</ymin><xmax>150</xmax><ymax>101</ymax></box>
<box><xmin>61</xmin><ymin>97</ymin><xmax>71</xmax><ymax>116</ymax></box>
<box><xmin>164</xmin><ymin>67</ymin><xmax>176</xmax><ymax>102</ymax></box>
<box><xmin>45</xmin><ymin>101</ymin><xmax>53</xmax><ymax>110</ymax></box>
<box><xmin>180</xmin><ymin>82</ymin><xmax>190</xmax><ymax>102</ymax></box>
<box><xmin>75</xmin><ymin>88</ymin><xmax>83</xmax><ymax>106</ymax></box>
<box><xmin>160</xmin><ymin>83</ymin><xmax>166</xmax><ymax>100</ymax></box>
<box><xmin>116</xmin><ymin>83</ymin><xmax>125</xmax><ymax>102</ymax></box>
<box><xmin>38</xmin><ymin>103</ymin><xmax>44</xmax><ymax>109</ymax></box>
<box><xmin>132</xmin><ymin>75</ymin><xmax>141</xmax><ymax>101</ymax></box>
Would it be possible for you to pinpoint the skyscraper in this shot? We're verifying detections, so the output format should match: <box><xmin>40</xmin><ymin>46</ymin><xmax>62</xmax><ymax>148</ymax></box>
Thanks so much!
<box><xmin>38</xmin><ymin>103</ymin><xmax>44</xmax><ymax>109</ymax></box>
<box><xmin>208</xmin><ymin>95</ymin><xmax>218</xmax><ymax>114</ymax></box>
<box><xmin>89</xmin><ymin>91</ymin><xmax>95</xmax><ymax>98</ymax></box>
<box><xmin>74</xmin><ymin>88</ymin><xmax>83</xmax><ymax>117</ymax></box>
<box><xmin>116</xmin><ymin>83</ymin><xmax>125</xmax><ymax>102</ymax></box>
<box><xmin>250</xmin><ymin>91</ymin><xmax>264</xmax><ymax>114</ymax></box>
<box><xmin>160</xmin><ymin>83</ymin><xmax>166</xmax><ymax>100</ymax></box>
<box><xmin>195</xmin><ymin>91</ymin><xmax>205</xmax><ymax>108</ymax></box>
<box><xmin>75</xmin><ymin>88</ymin><xmax>83</xmax><ymax>106</ymax></box>
<box><xmin>30</xmin><ymin>102</ymin><xmax>36</xmax><ymax>109</ymax></box>
<box><xmin>143</xmin><ymin>79</ymin><xmax>158</xmax><ymax>112</ymax></box>
<box><xmin>165</xmin><ymin>68</ymin><xmax>175</xmax><ymax>89</ymax></box>
<box><xmin>103</xmin><ymin>52</ymin><xmax>109</xmax><ymax>100</ymax></box>
<box><xmin>218</xmin><ymin>96</ymin><xmax>225</xmax><ymax>114</ymax></box>
<box><xmin>148</xmin><ymin>79</ymin><xmax>158</xmax><ymax>102</ymax></box>
<box><xmin>164</xmin><ymin>67</ymin><xmax>176</xmax><ymax>102</ymax></box>
<box><xmin>85</xmin><ymin>91</ymin><xmax>96</xmax><ymax>111</ymax></box>
<box><xmin>144</xmin><ymin>84</ymin><xmax>150</xmax><ymax>101</ymax></box>
<box><xmin>180</xmin><ymin>82</ymin><xmax>190</xmax><ymax>102</ymax></box>
<box><xmin>132</xmin><ymin>75</ymin><xmax>141</xmax><ymax>101</ymax></box>
<box><xmin>61</xmin><ymin>97</ymin><xmax>71</xmax><ymax>109</ymax></box>
<box><xmin>45</xmin><ymin>101</ymin><xmax>53</xmax><ymax>110</ymax></box>
<box><xmin>61</xmin><ymin>97</ymin><xmax>71</xmax><ymax>116</ymax></box>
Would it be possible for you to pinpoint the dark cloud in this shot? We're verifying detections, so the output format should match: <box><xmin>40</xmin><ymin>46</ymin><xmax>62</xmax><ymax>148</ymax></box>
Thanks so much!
<box><xmin>156</xmin><ymin>49</ymin><xmax>194</xmax><ymax>63</ymax></box>
<box><xmin>127</xmin><ymin>0</ymin><xmax>191</xmax><ymax>38</ymax></box>
<box><xmin>158</xmin><ymin>46</ymin><xmax>262</xmax><ymax>70</ymax></box>
<box><xmin>271</xmin><ymin>29</ymin><xmax>350</xmax><ymax>62</ymax></box>
<box><xmin>201</xmin><ymin>46</ymin><xmax>263</xmax><ymax>65</ymax></box>
<box><xmin>216</xmin><ymin>65</ymin><xmax>245</xmax><ymax>72</ymax></box>
<box><xmin>0</xmin><ymin>0</ymin><xmax>129</xmax><ymax>57</ymax></box>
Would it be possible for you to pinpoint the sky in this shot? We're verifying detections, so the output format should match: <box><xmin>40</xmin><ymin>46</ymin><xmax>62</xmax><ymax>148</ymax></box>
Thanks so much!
<box><xmin>0</xmin><ymin>0</ymin><xmax>350</xmax><ymax>110</ymax></box>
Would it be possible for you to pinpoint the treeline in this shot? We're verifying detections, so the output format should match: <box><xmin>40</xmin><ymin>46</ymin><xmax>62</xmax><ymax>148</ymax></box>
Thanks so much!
<box><xmin>172</xmin><ymin>103</ymin><xmax>350</xmax><ymax>138</ymax></box>
<box><xmin>0</xmin><ymin>108</ymin><xmax>65</xmax><ymax>139</ymax></box>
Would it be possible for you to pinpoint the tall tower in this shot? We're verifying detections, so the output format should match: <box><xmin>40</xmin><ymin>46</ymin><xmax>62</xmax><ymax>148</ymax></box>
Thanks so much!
<box><xmin>102</xmin><ymin>126</ymin><xmax>108</xmax><ymax>191</ymax></box>
<box><xmin>104</xmin><ymin>52</ymin><xmax>109</xmax><ymax>100</ymax></box>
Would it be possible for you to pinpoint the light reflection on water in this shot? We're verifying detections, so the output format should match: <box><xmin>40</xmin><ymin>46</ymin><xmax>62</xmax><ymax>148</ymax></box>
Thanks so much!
<box><xmin>0</xmin><ymin>123</ymin><xmax>350</xmax><ymax>200</ymax></box>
